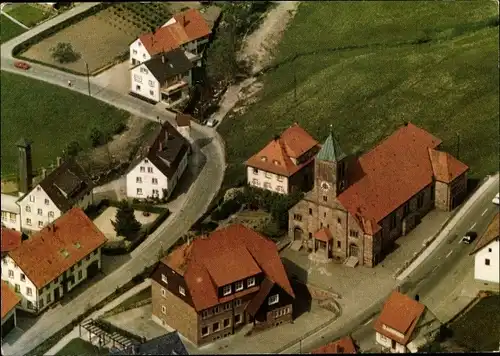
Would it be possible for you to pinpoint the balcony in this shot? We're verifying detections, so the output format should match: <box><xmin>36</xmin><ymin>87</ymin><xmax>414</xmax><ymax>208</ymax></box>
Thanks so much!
<box><xmin>161</xmin><ymin>80</ymin><xmax>188</xmax><ymax>94</ymax></box>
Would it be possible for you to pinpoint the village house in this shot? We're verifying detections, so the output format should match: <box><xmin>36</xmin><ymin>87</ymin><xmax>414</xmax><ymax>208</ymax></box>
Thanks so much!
<box><xmin>150</xmin><ymin>224</ymin><xmax>295</xmax><ymax>346</ymax></box>
<box><xmin>471</xmin><ymin>213</ymin><xmax>499</xmax><ymax>284</ymax></box>
<box><xmin>129</xmin><ymin>7</ymin><xmax>221</xmax><ymax>68</ymax></box>
<box><xmin>373</xmin><ymin>291</ymin><xmax>441</xmax><ymax>353</ymax></box>
<box><xmin>15</xmin><ymin>139</ymin><xmax>93</xmax><ymax>234</ymax></box>
<box><xmin>1</xmin><ymin>208</ymin><xmax>106</xmax><ymax>314</ymax></box>
<box><xmin>288</xmin><ymin>123</ymin><xmax>469</xmax><ymax>267</ymax></box>
<box><xmin>1</xmin><ymin>193</ymin><xmax>21</xmax><ymax>231</ymax></box>
<box><xmin>126</xmin><ymin>120</ymin><xmax>190</xmax><ymax>201</ymax></box>
<box><xmin>1</xmin><ymin>280</ymin><xmax>21</xmax><ymax>338</ymax></box>
<box><xmin>129</xmin><ymin>49</ymin><xmax>193</xmax><ymax>107</ymax></box>
<box><xmin>312</xmin><ymin>336</ymin><xmax>358</xmax><ymax>354</ymax></box>
<box><xmin>245</xmin><ymin>123</ymin><xmax>321</xmax><ymax>195</ymax></box>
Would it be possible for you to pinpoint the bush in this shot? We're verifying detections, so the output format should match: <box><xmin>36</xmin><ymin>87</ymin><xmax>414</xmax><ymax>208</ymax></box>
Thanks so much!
<box><xmin>50</xmin><ymin>42</ymin><xmax>81</xmax><ymax>63</ymax></box>
<box><xmin>89</xmin><ymin>127</ymin><xmax>103</xmax><ymax>147</ymax></box>
<box><xmin>210</xmin><ymin>197</ymin><xmax>242</xmax><ymax>221</ymax></box>
<box><xmin>63</xmin><ymin>140</ymin><xmax>81</xmax><ymax>158</ymax></box>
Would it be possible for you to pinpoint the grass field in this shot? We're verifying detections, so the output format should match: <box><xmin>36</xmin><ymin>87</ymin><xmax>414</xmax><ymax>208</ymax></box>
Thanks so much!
<box><xmin>20</xmin><ymin>2</ymin><xmax>198</xmax><ymax>74</ymax></box>
<box><xmin>55</xmin><ymin>338</ymin><xmax>109</xmax><ymax>356</ymax></box>
<box><xmin>218</xmin><ymin>1</ymin><xmax>500</xmax><ymax>187</ymax></box>
<box><xmin>0</xmin><ymin>71</ymin><xmax>129</xmax><ymax>177</ymax></box>
<box><xmin>6</xmin><ymin>4</ymin><xmax>53</xmax><ymax>27</ymax></box>
<box><xmin>0</xmin><ymin>14</ymin><xmax>27</xmax><ymax>44</ymax></box>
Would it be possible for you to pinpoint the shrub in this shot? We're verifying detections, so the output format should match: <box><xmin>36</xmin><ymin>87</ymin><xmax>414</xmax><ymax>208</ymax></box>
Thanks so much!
<box><xmin>50</xmin><ymin>42</ymin><xmax>81</xmax><ymax>64</ymax></box>
<box><xmin>211</xmin><ymin>198</ymin><xmax>242</xmax><ymax>221</ymax></box>
<box><xmin>112</xmin><ymin>121</ymin><xmax>127</xmax><ymax>135</ymax></box>
<box><xmin>89</xmin><ymin>127</ymin><xmax>103</xmax><ymax>147</ymax></box>
<box><xmin>63</xmin><ymin>140</ymin><xmax>81</xmax><ymax>158</ymax></box>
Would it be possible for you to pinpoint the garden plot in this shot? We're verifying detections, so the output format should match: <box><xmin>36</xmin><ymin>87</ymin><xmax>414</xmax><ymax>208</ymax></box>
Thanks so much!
<box><xmin>20</xmin><ymin>2</ymin><xmax>196</xmax><ymax>74</ymax></box>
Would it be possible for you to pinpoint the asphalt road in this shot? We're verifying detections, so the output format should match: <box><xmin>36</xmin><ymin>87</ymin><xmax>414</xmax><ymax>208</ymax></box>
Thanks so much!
<box><xmin>287</xmin><ymin>179</ymin><xmax>500</xmax><ymax>353</ymax></box>
<box><xmin>1</xmin><ymin>4</ymin><xmax>226</xmax><ymax>355</ymax></box>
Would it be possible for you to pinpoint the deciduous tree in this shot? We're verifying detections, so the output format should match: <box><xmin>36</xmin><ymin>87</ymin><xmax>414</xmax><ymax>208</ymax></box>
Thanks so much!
<box><xmin>50</xmin><ymin>42</ymin><xmax>81</xmax><ymax>64</ymax></box>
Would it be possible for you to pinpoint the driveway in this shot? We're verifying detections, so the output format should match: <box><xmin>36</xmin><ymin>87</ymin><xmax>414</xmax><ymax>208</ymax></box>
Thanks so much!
<box><xmin>0</xmin><ymin>4</ymin><xmax>226</xmax><ymax>355</ymax></box>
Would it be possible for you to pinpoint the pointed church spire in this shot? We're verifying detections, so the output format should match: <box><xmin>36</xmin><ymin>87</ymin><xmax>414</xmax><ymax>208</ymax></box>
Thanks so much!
<box><xmin>316</xmin><ymin>124</ymin><xmax>346</xmax><ymax>162</ymax></box>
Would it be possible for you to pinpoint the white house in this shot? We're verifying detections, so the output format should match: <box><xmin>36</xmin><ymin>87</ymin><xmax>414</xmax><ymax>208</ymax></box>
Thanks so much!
<box><xmin>1</xmin><ymin>208</ymin><xmax>106</xmax><ymax>314</ymax></box>
<box><xmin>471</xmin><ymin>213</ymin><xmax>499</xmax><ymax>284</ymax></box>
<box><xmin>129</xmin><ymin>7</ymin><xmax>218</xmax><ymax>67</ymax></box>
<box><xmin>126</xmin><ymin>121</ymin><xmax>190</xmax><ymax>201</ymax></box>
<box><xmin>129</xmin><ymin>49</ymin><xmax>193</xmax><ymax>107</ymax></box>
<box><xmin>1</xmin><ymin>193</ymin><xmax>21</xmax><ymax>231</ymax></box>
<box><xmin>374</xmin><ymin>290</ymin><xmax>441</xmax><ymax>353</ymax></box>
<box><xmin>245</xmin><ymin>123</ymin><xmax>320</xmax><ymax>195</ymax></box>
<box><xmin>17</xmin><ymin>158</ymin><xmax>94</xmax><ymax>234</ymax></box>
<box><xmin>1</xmin><ymin>280</ymin><xmax>21</xmax><ymax>337</ymax></box>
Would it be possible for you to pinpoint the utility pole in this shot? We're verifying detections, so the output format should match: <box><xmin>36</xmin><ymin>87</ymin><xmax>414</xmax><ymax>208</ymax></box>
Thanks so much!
<box><xmin>456</xmin><ymin>132</ymin><xmax>460</xmax><ymax>160</ymax></box>
<box><xmin>85</xmin><ymin>61</ymin><xmax>91</xmax><ymax>96</ymax></box>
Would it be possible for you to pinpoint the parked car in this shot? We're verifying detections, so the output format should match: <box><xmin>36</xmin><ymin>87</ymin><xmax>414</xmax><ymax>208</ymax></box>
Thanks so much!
<box><xmin>206</xmin><ymin>118</ymin><xmax>218</xmax><ymax>128</ymax></box>
<box><xmin>493</xmin><ymin>192</ymin><xmax>499</xmax><ymax>205</ymax></box>
<box><xmin>14</xmin><ymin>61</ymin><xmax>31</xmax><ymax>70</ymax></box>
<box><xmin>460</xmin><ymin>231</ymin><xmax>477</xmax><ymax>244</ymax></box>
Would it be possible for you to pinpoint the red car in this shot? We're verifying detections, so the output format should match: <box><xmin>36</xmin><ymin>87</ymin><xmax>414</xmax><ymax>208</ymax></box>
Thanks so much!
<box><xmin>14</xmin><ymin>61</ymin><xmax>31</xmax><ymax>70</ymax></box>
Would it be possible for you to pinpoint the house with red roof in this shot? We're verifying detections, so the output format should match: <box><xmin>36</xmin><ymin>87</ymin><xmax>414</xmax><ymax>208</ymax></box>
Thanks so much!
<box><xmin>312</xmin><ymin>336</ymin><xmax>358</xmax><ymax>354</ymax></box>
<box><xmin>150</xmin><ymin>224</ymin><xmax>295</xmax><ymax>346</ymax></box>
<box><xmin>373</xmin><ymin>290</ymin><xmax>441</xmax><ymax>353</ymax></box>
<box><xmin>1</xmin><ymin>227</ymin><xmax>23</xmax><ymax>258</ymax></box>
<box><xmin>245</xmin><ymin>123</ymin><xmax>321</xmax><ymax>195</ymax></box>
<box><xmin>289</xmin><ymin>122</ymin><xmax>469</xmax><ymax>267</ymax></box>
<box><xmin>1</xmin><ymin>208</ymin><xmax>106</xmax><ymax>314</ymax></box>
<box><xmin>1</xmin><ymin>280</ymin><xmax>21</xmax><ymax>337</ymax></box>
<box><xmin>129</xmin><ymin>7</ymin><xmax>221</xmax><ymax>68</ymax></box>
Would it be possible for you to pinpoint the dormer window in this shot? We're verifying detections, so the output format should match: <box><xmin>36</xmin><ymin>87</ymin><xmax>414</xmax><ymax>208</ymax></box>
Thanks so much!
<box><xmin>223</xmin><ymin>285</ymin><xmax>232</xmax><ymax>296</ymax></box>
<box><xmin>247</xmin><ymin>277</ymin><xmax>256</xmax><ymax>287</ymax></box>
<box><xmin>268</xmin><ymin>294</ymin><xmax>279</xmax><ymax>305</ymax></box>
<box><xmin>260</xmin><ymin>156</ymin><xmax>267</xmax><ymax>162</ymax></box>
<box><xmin>235</xmin><ymin>281</ymin><xmax>243</xmax><ymax>292</ymax></box>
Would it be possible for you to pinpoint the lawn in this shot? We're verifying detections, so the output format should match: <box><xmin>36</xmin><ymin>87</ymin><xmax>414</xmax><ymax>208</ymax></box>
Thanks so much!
<box><xmin>0</xmin><ymin>71</ymin><xmax>129</xmax><ymax>178</ymax></box>
<box><xmin>218</xmin><ymin>1</ymin><xmax>500</xmax><ymax>187</ymax></box>
<box><xmin>449</xmin><ymin>294</ymin><xmax>500</xmax><ymax>351</ymax></box>
<box><xmin>6</xmin><ymin>4</ymin><xmax>53</xmax><ymax>28</ymax></box>
<box><xmin>55</xmin><ymin>338</ymin><xmax>109</xmax><ymax>356</ymax></box>
<box><xmin>0</xmin><ymin>14</ymin><xmax>26</xmax><ymax>44</ymax></box>
<box><xmin>19</xmin><ymin>2</ymin><xmax>194</xmax><ymax>74</ymax></box>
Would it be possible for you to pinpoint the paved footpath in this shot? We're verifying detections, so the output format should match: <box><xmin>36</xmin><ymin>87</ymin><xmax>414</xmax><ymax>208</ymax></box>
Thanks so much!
<box><xmin>0</xmin><ymin>4</ymin><xmax>226</xmax><ymax>355</ymax></box>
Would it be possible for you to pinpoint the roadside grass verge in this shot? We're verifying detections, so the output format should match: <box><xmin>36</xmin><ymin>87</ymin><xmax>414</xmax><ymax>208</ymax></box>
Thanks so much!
<box><xmin>6</xmin><ymin>4</ymin><xmax>53</xmax><ymax>28</ymax></box>
<box><xmin>0</xmin><ymin>14</ymin><xmax>27</xmax><ymax>44</ymax></box>
<box><xmin>0</xmin><ymin>71</ymin><xmax>129</xmax><ymax>177</ymax></box>
<box><xmin>218</xmin><ymin>1</ymin><xmax>499</xmax><ymax>188</ymax></box>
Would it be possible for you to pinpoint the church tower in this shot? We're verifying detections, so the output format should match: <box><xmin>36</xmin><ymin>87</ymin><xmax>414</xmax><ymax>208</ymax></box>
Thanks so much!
<box><xmin>314</xmin><ymin>125</ymin><xmax>348</xmax><ymax>204</ymax></box>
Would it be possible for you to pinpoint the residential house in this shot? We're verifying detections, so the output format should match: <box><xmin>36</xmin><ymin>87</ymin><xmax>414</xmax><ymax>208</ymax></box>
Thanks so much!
<box><xmin>1</xmin><ymin>208</ymin><xmax>106</xmax><ymax>314</ymax></box>
<box><xmin>1</xmin><ymin>193</ymin><xmax>21</xmax><ymax>231</ymax></box>
<box><xmin>126</xmin><ymin>120</ymin><xmax>190</xmax><ymax>201</ymax></box>
<box><xmin>175</xmin><ymin>113</ymin><xmax>192</xmax><ymax>142</ymax></box>
<box><xmin>312</xmin><ymin>336</ymin><xmax>358</xmax><ymax>354</ymax></box>
<box><xmin>1</xmin><ymin>227</ymin><xmax>23</xmax><ymax>259</ymax></box>
<box><xmin>150</xmin><ymin>224</ymin><xmax>295</xmax><ymax>346</ymax></box>
<box><xmin>17</xmin><ymin>155</ymin><xmax>94</xmax><ymax>234</ymax></box>
<box><xmin>129</xmin><ymin>7</ymin><xmax>220</xmax><ymax>67</ymax></box>
<box><xmin>129</xmin><ymin>49</ymin><xmax>193</xmax><ymax>107</ymax></box>
<box><xmin>471</xmin><ymin>213</ymin><xmax>499</xmax><ymax>284</ymax></box>
<box><xmin>1</xmin><ymin>280</ymin><xmax>21</xmax><ymax>337</ymax></box>
<box><xmin>288</xmin><ymin>123</ymin><xmax>468</xmax><ymax>267</ymax></box>
<box><xmin>373</xmin><ymin>290</ymin><xmax>441</xmax><ymax>353</ymax></box>
<box><xmin>109</xmin><ymin>331</ymin><xmax>189</xmax><ymax>355</ymax></box>
<box><xmin>246</xmin><ymin>123</ymin><xmax>321</xmax><ymax>195</ymax></box>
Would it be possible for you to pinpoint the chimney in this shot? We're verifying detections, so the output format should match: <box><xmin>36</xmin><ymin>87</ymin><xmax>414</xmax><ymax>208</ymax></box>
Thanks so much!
<box><xmin>41</xmin><ymin>167</ymin><xmax>47</xmax><ymax>179</ymax></box>
<box><xmin>56</xmin><ymin>156</ymin><xmax>63</xmax><ymax>167</ymax></box>
<box><xmin>17</xmin><ymin>138</ymin><xmax>33</xmax><ymax>197</ymax></box>
<box><xmin>415</xmin><ymin>294</ymin><xmax>420</xmax><ymax>302</ymax></box>
<box><xmin>273</xmin><ymin>134</ymin><xmax>280</xmax><ymax>141</ymax></box>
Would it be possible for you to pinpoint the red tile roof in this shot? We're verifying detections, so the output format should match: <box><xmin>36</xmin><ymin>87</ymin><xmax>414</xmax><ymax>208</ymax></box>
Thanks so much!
<box><xmin>246</xmin><ymin>123</ymin><xmax>319</xmax><ymax>176</ymax></box>
<box><xmin>163</xmin><ymin>224</ymin><xmax>294</xmax><ymax>311</ymax></box>
<box><xmin>139</xmin><ymin>8</ymin><xmax>211</xmax><ymax>57</ymax></box>
<box><xmin>428</xmin><ymin>148</ymin><xmax>469</xmax><ymax>183</ymax></box>
<box><xmin>314</xmin><ymin>227</ymin><xmax>333</xmax><ymax>242</ymax></box>
<box><xmin>1</xmin><ymin>281</ymin><xmax>20</xmax><ymax>319</ymax></box>
<box><xmin>1</xmin><ymin>227</ymin><xmax>22</xmax><ymax>253</ymax></box>
<box><xmin>338</xmin><ymin>123</ymin><xmax>443</xmax><ymax>230</ymax></box>
<box><xmin>471</xmin><ymin>213</ymin><xmax>499</xmax><ymax>254</ymax></box>
<box><xmin>312</xmin><ymin>336</ymin><xmax>357</xmax><ymax>354</ymax></box>
<box><xmin>373</xmin><ymin>290</ymin><xmax>425</xmax><ymax>346</ymax></box>
<box><xmin>8</xmin><ymin>208</ymin><xmax>107</xmax><ymax>289</ymax></box>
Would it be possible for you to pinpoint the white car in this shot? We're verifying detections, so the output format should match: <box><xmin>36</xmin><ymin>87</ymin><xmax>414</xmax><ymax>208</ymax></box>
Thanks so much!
<box><xmin>206</xmin><ymin>118</ymin><xmax>218</xmax><ymax>128</ymax></box>
<box><xmin>493</xmin><ymin>193</ymin><xmax>499</xmax><ymax>205</ymax></box>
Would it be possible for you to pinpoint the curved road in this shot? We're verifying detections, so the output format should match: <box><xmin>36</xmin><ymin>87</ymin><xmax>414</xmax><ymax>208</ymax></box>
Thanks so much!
<box><xmin>1</xmin><ymin>4</ymin><xmax>226</xmax><ymax>355</ymax></box>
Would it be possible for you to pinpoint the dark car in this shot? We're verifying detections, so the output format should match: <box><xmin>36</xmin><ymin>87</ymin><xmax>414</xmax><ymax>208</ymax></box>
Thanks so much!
<box><xmin>460</xmin><ymin>231</ymin><xmax>477</xmax><ymax>244</ymax></box>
